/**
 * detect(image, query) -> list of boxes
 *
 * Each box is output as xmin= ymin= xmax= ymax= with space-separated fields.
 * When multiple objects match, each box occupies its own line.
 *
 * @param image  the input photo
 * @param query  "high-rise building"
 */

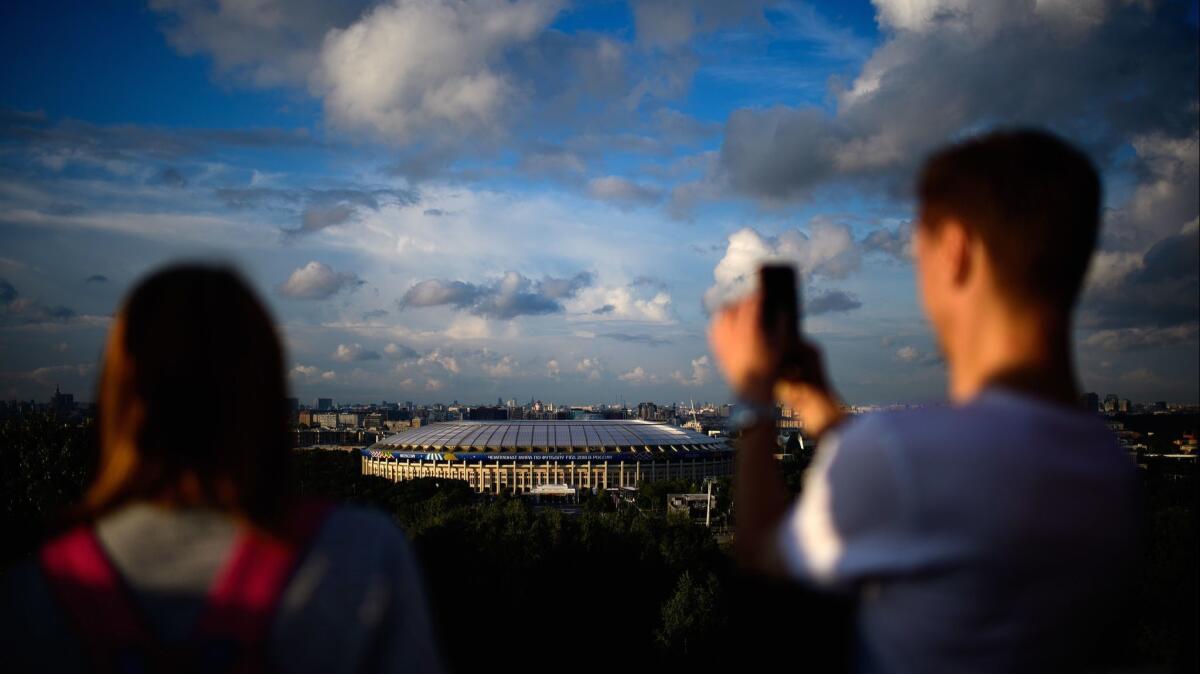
xmin=1080 ymin=392 xmax=1100 ymax=412
xmin=1118 ymin=398 xmax=1131 ymax=413
xmin=50 ymin=386 xmax=74 ymax=414
xmin=316 ymin=397 xmax=333 ymax=411
xmin=637 ymin=401 xmax=659 ymax=421
xmin=1103 ymin=393 xmax=1120 ymax=414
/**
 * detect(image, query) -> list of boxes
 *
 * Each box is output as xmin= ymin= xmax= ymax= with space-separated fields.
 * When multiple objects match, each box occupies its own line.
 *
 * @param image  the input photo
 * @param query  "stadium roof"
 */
xmin=374 ymin=420 xmax=725 ymax=452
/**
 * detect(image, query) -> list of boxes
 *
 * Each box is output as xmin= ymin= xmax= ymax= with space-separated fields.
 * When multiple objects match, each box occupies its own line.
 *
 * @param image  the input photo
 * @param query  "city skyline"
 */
xmin=1 ymin=1 xmax=1197 ymax=406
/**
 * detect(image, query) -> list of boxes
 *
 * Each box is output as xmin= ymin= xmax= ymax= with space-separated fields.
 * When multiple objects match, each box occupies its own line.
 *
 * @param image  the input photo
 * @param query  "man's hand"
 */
xmin=708 ymin=290 xmax=843 ymax=438
xmin=707 ymin=291 xmax=778 ymax=404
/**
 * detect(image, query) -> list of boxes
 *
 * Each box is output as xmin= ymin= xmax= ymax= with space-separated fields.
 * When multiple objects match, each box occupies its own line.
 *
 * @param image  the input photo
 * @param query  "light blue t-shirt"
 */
xmin=777 ymin=387 xmax=1140 ymax=674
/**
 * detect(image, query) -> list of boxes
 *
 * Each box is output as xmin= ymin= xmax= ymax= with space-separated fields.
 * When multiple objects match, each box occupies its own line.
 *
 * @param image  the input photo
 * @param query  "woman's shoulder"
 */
xmin=312 ymin=504 xmax=417 ymax=565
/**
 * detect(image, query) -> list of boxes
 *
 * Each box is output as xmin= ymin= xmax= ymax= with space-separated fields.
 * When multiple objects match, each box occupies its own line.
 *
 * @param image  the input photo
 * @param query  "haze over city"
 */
xmin=1 ymin=0 xmax=1197 ymax=406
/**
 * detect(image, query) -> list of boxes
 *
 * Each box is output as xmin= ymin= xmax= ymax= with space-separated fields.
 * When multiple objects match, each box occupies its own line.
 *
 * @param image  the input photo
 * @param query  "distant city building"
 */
xmin=637 ymin=402 xmax=658 ymax=421
xmin=316 ymin=397 xmax=334 ymax=412
xmin=50 ymin=386 xmax=74 ymax=414
xmin=313 ymin=412 xmax=339 ymax=428
xmin=466 ymin=406 xmax=509 ymax=421
xmin=1103 ymin=393 xmax=1120 ymax=414
xmin=1081 ymin=392 xmax=1100 ymax=412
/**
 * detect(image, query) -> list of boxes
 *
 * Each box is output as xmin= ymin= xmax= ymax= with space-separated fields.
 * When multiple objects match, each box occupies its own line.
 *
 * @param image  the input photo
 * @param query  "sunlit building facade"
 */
xmin=360 ymin=420 xmax=733 ymax=494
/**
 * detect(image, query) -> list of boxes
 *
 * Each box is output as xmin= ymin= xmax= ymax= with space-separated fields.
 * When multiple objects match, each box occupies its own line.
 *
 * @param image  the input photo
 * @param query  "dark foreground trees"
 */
xmin=2 ymin=413 xmax=1195 ymax=673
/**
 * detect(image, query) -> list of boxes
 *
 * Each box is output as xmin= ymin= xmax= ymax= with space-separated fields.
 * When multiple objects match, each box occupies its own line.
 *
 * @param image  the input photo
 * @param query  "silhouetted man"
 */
xmin=709 ymin=130 xmax=1139 ymax=673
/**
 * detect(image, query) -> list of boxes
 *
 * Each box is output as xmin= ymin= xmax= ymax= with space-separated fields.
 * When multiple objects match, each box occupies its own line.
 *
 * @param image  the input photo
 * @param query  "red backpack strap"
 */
xmin=39 ymin=525 xmax=155 ymax=672
xmin=192 ymin=500 xmax=334 ymax=665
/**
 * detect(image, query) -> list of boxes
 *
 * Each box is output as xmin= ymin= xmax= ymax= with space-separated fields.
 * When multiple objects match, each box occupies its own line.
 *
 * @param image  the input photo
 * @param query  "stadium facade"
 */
xmin=361 ymin=420 xmax=733 ymax=494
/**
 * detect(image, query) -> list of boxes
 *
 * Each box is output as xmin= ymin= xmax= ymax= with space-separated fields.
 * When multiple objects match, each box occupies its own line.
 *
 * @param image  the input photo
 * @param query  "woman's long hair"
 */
xmin=81 ymin=264 xmax=294 ymax=529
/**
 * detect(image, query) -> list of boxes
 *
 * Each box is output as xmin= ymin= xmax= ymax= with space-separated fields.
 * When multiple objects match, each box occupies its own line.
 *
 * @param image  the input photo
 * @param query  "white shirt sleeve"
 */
xmin=775 ymin=416 xmax=914 ymax=589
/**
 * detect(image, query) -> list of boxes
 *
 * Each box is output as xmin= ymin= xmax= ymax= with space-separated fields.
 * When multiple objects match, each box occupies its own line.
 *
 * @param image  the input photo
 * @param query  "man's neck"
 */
xmin=947 ymin=303 xmax=1079 ymax=407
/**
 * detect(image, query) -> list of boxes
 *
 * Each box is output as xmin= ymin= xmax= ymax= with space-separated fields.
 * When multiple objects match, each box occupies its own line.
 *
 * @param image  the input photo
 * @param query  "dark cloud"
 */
xmin=1081 ymin=324 xmax=1198 ymax=353
xmin=0 ymin=277 xmax=76 ymax=324
xmin=297 ymin=203 xmax=357 ymax=234
xmin=216 ymin=186 xmax=419 ymax=237
xmin=1082 ymin=229 xmax=1200 ymax=330
xmin=0 ymin=107 xmax=47 ymax=127
xmin=0 ymin=278 xmax=16 ymax=305
xmin=807 ymin=289 xmax=863 ymax=316
xmin=423 ymin=208 xmax=448 ymax=217
xmin=718 ymin=2 xmax=1198 ymax=201
xmin=632 ymin=275 xmax=670 ymax=291
xmin=537 ymin=272 xmax=594 ymax=300
xmin=598 ymin=332 xmax=671 ymax=346
xmin=1 ymin=116 xmax=321 ymax=168
xmin=85 ymin=274 xmax=108 ymax=283
xmin=157 ymin=167 xmax=186 ymax=188
xmin=149 ymin=1 xmax=372 ymax=88
xmin=361 ymin=309 xmax=389 ymax=320
xmin=384 ymin=342 xmax=420 ymax=360
xmin=592 ymin=304 xmax=616 ymax=315
xmin=399 ymin=279 xmax=483 ymax=310
xmin=398 ymin=271 xmax=595 ymax=320
xmin=861 ymin=223 xmax=912 ymax=262
xmin=587 ymin=176 xmax=663 ymax=209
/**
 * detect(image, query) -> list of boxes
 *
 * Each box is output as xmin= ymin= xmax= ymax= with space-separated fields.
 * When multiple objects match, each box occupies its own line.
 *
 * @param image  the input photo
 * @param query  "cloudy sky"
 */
xmin=1 ymin=0 xmax=1197 ymax=406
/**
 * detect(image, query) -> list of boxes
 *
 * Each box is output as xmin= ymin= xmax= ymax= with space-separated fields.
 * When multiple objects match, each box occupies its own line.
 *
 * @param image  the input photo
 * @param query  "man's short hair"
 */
xmin=916 ymin=129 xmax=1101 ymax=310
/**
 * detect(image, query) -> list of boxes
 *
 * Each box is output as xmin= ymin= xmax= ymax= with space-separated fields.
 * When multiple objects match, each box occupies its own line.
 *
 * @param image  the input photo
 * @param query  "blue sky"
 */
xmin=1 ymin=0 xmax=1197 ymax=406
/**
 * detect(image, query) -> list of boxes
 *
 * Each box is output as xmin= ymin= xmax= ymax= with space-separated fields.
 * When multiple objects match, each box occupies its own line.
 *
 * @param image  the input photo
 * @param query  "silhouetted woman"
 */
xmin=1 ymin=264 xmax=442 ymax=673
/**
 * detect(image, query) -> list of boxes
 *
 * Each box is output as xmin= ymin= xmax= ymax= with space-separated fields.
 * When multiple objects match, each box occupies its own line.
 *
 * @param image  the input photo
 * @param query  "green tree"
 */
xmin=655 ymin=570 xmax=725 ymax=660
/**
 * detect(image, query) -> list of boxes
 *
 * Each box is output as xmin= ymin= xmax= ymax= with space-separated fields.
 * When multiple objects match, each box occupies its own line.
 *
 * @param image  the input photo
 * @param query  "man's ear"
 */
xmin=940 ymin=219 xmax=972 ymax=288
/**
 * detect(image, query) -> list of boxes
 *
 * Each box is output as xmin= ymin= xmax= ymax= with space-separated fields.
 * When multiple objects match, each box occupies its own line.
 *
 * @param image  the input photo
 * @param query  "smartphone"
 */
xmin=759 ymin=264 xmax=803 ymax=381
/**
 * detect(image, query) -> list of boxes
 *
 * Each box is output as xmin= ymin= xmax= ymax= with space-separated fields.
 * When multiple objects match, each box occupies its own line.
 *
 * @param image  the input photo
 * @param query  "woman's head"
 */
xmin=84 ymin=264 xmax=293 ymax=525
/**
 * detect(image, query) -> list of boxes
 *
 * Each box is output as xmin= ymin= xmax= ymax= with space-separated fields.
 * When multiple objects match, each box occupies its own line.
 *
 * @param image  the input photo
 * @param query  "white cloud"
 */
xmin=332 ymin=342 xmax=380 ymax=362
xmin=314 ymin=0 xmax=561 ymax=143
xmin=704 ymin=219 xmax=859 ymax=310
xmin=618 ymin=365 xmax=654 ymax=383
xmin=418 ymin=349 xmax=460 ymax=374
xmin=894 ymin=345 xmax=941 ymax=365
xmin=279 ymin=261 xmax=363 ymax=300
xmin=444 ymin=315 xmax=493 ymax=340
xmin=425 ymin=377 xmax=444 ymax=391
xmin=292 ymin=364 xmax=320 ymax=378
xmin=546 ymin=358 xmax=561 ymax=378
xmin=481 ymin=354 xmax=518 ymax=378
xmin=671 ymin=355 xmax=710 ymax=387
xmin=567 ymin=285 xmax=674 ymax=323
xmin=575 ymin=357 xmax=604 ymax=381
xmin=1081 ymin=324 xmax=1199 ymax=352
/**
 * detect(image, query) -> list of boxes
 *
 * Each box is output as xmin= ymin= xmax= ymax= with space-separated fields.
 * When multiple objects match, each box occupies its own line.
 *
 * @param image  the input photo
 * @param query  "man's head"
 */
xmin=913 ymin=129 xmax=1101 ymax=342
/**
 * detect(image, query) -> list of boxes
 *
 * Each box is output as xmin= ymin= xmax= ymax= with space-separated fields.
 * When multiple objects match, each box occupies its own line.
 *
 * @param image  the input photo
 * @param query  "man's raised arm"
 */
xmin=707 ymin=291 xmax=843 ymax=575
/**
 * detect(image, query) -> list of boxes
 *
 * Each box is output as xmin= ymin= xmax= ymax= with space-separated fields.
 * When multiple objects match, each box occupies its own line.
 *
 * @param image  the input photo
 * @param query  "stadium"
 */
xmin=361 ymin=420 xmax=733 ymax=495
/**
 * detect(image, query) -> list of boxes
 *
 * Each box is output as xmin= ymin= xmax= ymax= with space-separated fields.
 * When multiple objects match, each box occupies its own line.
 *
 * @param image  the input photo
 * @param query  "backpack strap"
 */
xmin=191 ymin=500 xmax=334 ymax=670
xmin=39 ymin=501 xmax=334 ymax=674
xmin=39 ymin=525 xmax=156 ymax=673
